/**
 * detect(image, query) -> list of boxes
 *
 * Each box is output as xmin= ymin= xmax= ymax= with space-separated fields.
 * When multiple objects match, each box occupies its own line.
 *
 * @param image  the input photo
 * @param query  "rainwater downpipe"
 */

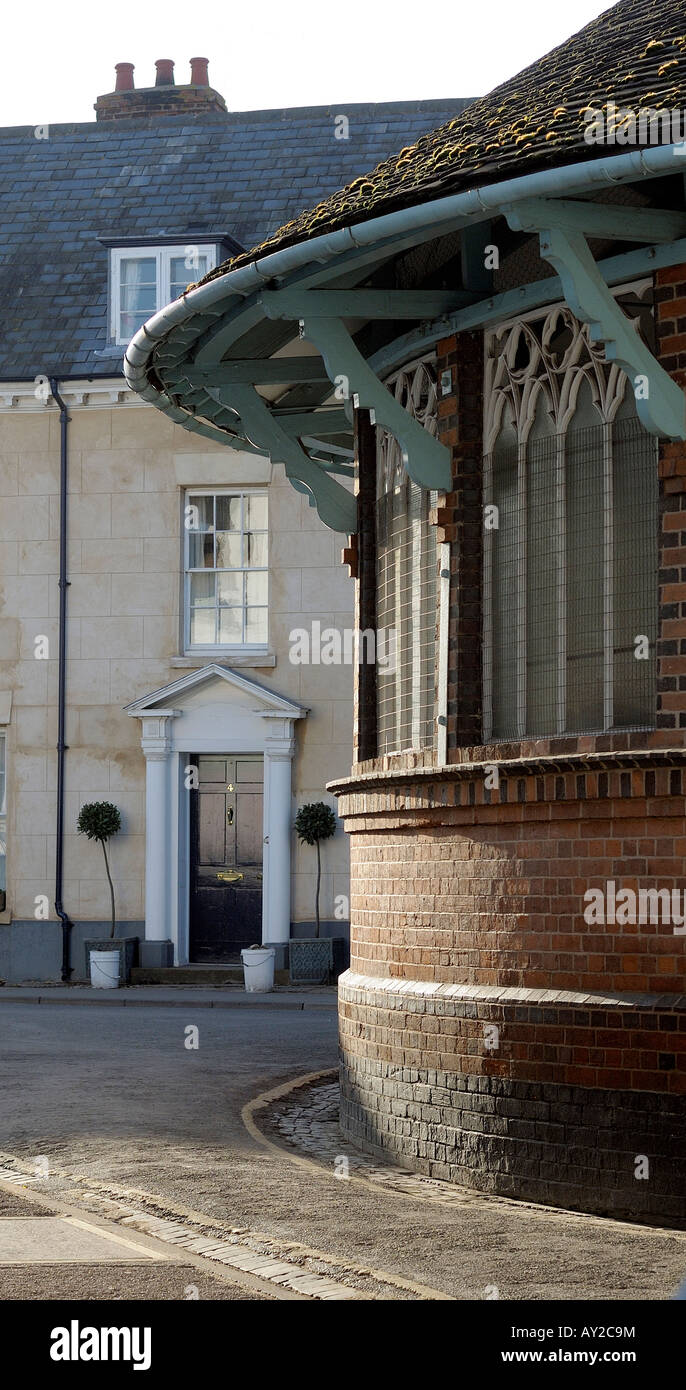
xmin=49 ymin=378 xmax=74 ymax=981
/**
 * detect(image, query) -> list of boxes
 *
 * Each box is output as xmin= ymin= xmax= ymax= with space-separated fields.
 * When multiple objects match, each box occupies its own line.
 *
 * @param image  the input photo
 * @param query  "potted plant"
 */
xmin=290 ymin=801 xmax=337 ymax=984
xmin=78 ymin=801 xmax=135 ymax=987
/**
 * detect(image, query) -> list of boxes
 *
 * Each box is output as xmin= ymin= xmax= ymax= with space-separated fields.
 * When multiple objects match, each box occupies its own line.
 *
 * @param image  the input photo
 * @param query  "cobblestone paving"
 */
xmin=267 ymin=1076 xmax=516 ymax=1205
xmin=267 ymin=1074 xmax=686 ymax=1217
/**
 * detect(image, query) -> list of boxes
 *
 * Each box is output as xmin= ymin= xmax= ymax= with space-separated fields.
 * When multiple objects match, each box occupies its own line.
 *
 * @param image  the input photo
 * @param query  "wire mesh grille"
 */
xmin=484 ymin=416 xmax=657 ymax=740
xmin=376 ymin=478 xmax=437 ymax=755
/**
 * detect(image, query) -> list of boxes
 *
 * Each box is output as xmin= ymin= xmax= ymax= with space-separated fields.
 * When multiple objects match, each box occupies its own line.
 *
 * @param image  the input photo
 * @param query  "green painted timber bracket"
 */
xmin=299 ymin=314 xmax=453 ymax=491
xmin=503 ymin=197 xmax=686 ymax=244
xmin=213 ymin=384 xmax=357 ymax=534
xmin=504 ymin=202 xmax=686 ymax=439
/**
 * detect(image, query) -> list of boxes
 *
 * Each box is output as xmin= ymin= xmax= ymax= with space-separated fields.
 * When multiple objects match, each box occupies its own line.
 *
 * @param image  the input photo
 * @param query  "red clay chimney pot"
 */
xmin=114 ymin=62 xmax=135 ymax=92
xmin=155 ymin=59 xmax=175 ymax=86
xmin=190 ymin=57 xmax=210 ymax=87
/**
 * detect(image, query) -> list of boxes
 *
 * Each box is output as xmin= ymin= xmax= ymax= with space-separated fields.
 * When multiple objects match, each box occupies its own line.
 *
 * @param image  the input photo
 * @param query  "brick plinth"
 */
xmin=332 ymin=755 xmax=686 ymax=1224
xmin=340 ymin=975 xmax=686 ymax=1226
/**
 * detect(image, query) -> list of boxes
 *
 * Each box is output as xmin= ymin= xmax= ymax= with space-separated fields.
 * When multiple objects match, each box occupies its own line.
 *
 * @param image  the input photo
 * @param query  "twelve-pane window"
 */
xmin=185 ymin=492 xmax=268 ymax=649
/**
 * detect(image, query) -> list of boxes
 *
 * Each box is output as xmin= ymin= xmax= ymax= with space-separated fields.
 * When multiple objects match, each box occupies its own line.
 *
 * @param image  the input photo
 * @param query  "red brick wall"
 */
xmin=339 ymin=987 xmax=686 ymax=1098
xmin=340 ymin=760 xmax=685 ymax=999
xmin=434 ymin=330 xmax=484 ymax=752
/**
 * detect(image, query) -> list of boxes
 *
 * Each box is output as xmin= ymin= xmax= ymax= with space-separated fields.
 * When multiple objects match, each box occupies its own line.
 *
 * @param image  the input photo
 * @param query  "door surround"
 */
xmin=125 ymin=665 xmax=307 ymax=966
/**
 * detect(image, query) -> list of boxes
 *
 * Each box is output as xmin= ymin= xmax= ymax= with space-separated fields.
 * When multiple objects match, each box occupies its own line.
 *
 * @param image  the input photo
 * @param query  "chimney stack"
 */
xmin=95 ymin=58 xmax=227 ymax=120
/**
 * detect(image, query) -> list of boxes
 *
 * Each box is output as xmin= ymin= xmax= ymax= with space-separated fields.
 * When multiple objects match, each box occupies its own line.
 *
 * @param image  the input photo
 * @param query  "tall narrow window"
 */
xmin=184 ymin=491 xmax=268 ymax=651
xmin=0 ymin=732 xmax=6 ymax=910
xmin=376 ymin=359 xmax=438 ymax=754
xmin=483 ymin=292 xmax=658 ymax=740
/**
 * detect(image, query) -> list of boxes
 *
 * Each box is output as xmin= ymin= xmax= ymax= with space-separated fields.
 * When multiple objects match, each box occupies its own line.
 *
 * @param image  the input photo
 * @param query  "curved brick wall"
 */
xmin=333 ymin=752 xmax=686 ymax=1227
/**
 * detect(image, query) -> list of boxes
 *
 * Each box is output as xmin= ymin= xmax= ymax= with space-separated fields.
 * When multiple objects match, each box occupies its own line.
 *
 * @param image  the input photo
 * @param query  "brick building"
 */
xmin=127 ymin=0 xmax=685 ymax=1225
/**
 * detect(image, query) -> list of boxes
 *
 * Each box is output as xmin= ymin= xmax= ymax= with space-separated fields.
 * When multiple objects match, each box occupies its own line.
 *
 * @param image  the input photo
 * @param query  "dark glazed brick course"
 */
xmin=339 ymin=1047 xmax=686 ymax=1227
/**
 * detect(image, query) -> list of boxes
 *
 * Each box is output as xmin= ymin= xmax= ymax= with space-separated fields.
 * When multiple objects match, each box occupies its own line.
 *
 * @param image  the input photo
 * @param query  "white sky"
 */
xmin=3 ymin=0 xmax=614 ymax=126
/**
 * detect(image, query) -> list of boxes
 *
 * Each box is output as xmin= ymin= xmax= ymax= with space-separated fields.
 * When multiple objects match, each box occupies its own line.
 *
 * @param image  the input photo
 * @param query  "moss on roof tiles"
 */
xmin=206 ymin=0 xmax=686 ymax=280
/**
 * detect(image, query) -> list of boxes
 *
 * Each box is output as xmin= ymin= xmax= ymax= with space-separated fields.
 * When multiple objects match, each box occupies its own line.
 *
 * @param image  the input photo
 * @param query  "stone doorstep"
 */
xmin=129 ymin=966 xmax=289 ymax=986
xmin=129 ymin=966 xmax=245 ymax=986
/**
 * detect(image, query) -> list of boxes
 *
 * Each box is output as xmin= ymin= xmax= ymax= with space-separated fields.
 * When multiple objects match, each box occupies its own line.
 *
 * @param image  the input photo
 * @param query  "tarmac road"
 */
xmin=1 ymin=992 xmax=685 ymax=1301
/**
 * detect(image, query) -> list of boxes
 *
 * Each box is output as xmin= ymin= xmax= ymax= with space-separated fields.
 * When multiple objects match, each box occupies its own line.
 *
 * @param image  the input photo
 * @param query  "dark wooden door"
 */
xmin=189 ymin=755 xmax=263 ymax=961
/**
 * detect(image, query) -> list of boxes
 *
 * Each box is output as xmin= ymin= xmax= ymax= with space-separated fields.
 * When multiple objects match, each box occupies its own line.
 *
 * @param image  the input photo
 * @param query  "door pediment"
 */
xmin=125 ymin=664 xmax=307 ymax=753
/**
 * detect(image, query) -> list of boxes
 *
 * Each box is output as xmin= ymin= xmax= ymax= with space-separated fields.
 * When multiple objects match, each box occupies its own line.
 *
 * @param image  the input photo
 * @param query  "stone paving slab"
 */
xmin=0 ymin=1217 xmax=166 ymax=1264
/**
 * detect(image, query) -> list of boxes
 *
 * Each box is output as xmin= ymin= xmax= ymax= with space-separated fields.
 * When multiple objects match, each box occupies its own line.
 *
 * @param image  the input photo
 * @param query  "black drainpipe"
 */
xmin=50 ymin=379 xmax=74 ymax=981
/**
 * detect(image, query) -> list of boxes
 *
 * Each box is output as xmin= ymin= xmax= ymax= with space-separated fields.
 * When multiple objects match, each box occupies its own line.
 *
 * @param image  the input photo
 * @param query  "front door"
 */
xmin=189 ymin=755 xmax=263 ymax=961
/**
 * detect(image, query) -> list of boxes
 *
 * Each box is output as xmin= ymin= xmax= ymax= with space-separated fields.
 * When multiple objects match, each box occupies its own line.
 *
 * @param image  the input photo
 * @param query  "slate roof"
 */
xmin=217 ymin=0 xmax=686 ymax=273
xmin=0 ymin=98 xmax=473 ymax=379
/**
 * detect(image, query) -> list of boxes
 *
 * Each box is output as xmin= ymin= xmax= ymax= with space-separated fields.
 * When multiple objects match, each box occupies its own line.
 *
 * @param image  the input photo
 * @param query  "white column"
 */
xmin=262 ymin=744 xmax=294 ymax=945
xmin=141 ymin=716 xmax=172 ymax=944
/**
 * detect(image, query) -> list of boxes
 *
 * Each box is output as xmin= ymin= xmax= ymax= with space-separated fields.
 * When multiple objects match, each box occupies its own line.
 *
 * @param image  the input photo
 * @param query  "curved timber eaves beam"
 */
xmin=214 ymin=385 xmax=357 ymax=534
xmin=299 ymin=315 xmax=452 ymax=491
xmin=504 ymin=206 xmax=686 ymax=439
xmin=369 ymin=237 xmax=686 ymax=382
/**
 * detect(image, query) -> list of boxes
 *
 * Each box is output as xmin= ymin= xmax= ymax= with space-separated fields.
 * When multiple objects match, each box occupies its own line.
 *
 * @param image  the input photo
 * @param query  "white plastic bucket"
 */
xmin=89 ymin=949 xmax=121 ymax=989
xmin=241 ymin=947 xmax=275 ymax=993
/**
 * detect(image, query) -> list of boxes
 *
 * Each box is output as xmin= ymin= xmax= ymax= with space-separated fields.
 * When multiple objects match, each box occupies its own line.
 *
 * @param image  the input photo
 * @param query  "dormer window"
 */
xmin=110 ymin=243 xmax=218 ymax=344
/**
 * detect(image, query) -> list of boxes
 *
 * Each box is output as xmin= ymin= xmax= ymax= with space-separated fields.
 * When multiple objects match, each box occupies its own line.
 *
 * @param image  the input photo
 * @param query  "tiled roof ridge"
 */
xmin=0 ymin=96 xmax=472 ymax=141
xmin=214 ymin=0 xmax=686 ymax=275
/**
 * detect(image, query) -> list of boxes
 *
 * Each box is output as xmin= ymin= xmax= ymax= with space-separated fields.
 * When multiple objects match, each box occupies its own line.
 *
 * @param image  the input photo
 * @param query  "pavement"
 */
xmin=0 ymin=984 xmax=333 ymax=1008
xmin=1 ymin=986 xmax=685 ymax=1301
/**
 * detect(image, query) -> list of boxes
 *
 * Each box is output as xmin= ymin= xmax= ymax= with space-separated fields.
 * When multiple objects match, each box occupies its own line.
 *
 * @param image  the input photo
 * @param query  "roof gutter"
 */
xmin=125 ymin=140 xmax=686 ymax=420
